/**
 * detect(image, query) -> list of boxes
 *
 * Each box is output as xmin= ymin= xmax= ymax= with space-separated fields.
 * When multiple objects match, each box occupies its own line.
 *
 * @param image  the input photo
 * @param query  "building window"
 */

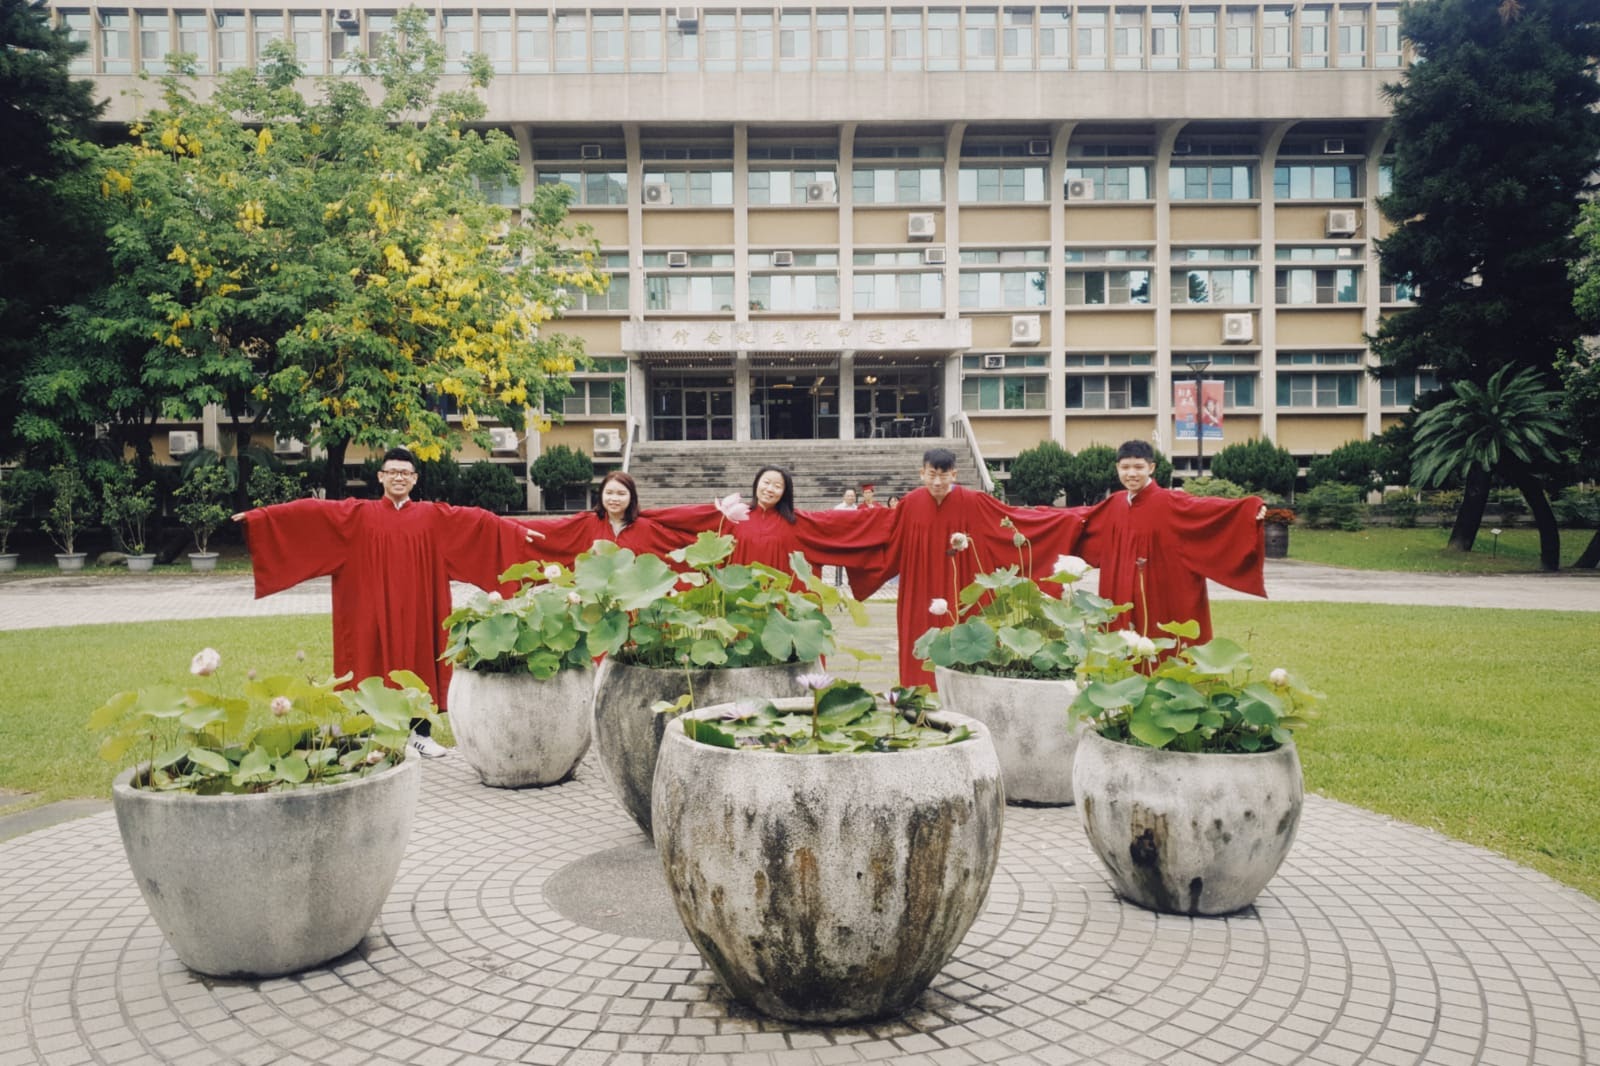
xmin=1277 ymin=372 xmax=1359 ymax=408
xmin=964 ymin=375 xmax=1049 ymax=411
xmin=815 ymin=10 xmax=847 ymax=71
xmin=1381 ymin=372 xmax=1438 ymax=407
xmin=644 ymin=253 xmax=735 ymax=313
xmin=516 ymin=12 xmax=548 ymax=70
xmin=891 ymin=10 xmax=923 ymax=69
xmin=176 ymin=12 xmax=209 ymax=71
xmin=958 ymin=165 xmax=1048 ymax=203
xmin=641 ymin=169 xmax=734 ymax=206
xmin=748 ymin=169 xmax=838 ymax=206
xmin=1218 ymin=373 xmax=1257 ymax=407
xmin=958 ymin=250 xmax=1049 ymax=308
xmin=1222 ymin=7 xmax=1254 ymax=68
xmin=1064 ymin=269 xmax=1151 ymax=305
xmin=779 ymin=11 xmax=810 ymax=70
xmin=1039 ymin=7 xmax=1070 ymax=68
xmin=733 ymin=11 xmax=770 ymax=70
xmin=1150 ymin=8 xmax=1180 ymax=69
xmin=552 ymin=11 xmax=587 ymax=72
xmin=852 ymin=166 xmax=943 ymax=204
xmin=1068 ymin=374 xmax=1153 ymax=410
xmin=1065 ymin=164 xmax=1151 ymax=200
xmin=1187 ymin=8 xmax=1218 ymax=68
xmin=1170 ymin=164 xmax=1256 ymax=200
xmin=1375 ymin=4 xmax=1401 ymax=67
xmin=537 ymin=170 xmax=628 ymax=206
xmin=291 ymin=12 xmax=323 ymax=75
xmin=750 ymin=253 xmax=840 ymax=312
xmin=928 ymin=9 xmax=960 ymax=70
xmin=1272 ymin=163 xmax=1356 ymax=199
xmin=563 ymin=358 xmax=628 ymax=417
xmin=625 ymin=12 xmax=660 ymax=71
xmin=1276 ymin=267 xmax=1360 ymax=304
xmin=100 ymin=10 xmax=132 ymax=74
xmin=1298 ymin=5 xmax=1329 ymax=68
xmin=476 ymin=13 xmax=510 ymax=72
xmin=966 ymin=8 xmax=997 ymax=70
xmin=1114 ymin=8 xmax=1144 ymax=69
xmin=1338 ymin=6 xmax=1367 ymax=67
xmin=1380 ymin=273 xmax=1418 ymax=303
xmin=1002 ymin=8 xmax=1035 ymax=69
xmin=1262 ymin=5 xmax=1291 ymax=67
xmin=1171 ymin=268 xmax=1255 ymax=304
xmin=694 ymin=11 xmax=731 ymax=71
xmin=849 ymin=9 xmax=884 ymax=70
xmin=1076 ymin=8 xmax=1107 ymax=68
xmin=138 ymin=12 xmax=168 ymax=73
xmin=441 ymin=11 xmax=473 ymax=73
xmin=853 ymin=251 xmax=944 ymax=311
xmin=568 ymin=254 xmax=629 ymax=312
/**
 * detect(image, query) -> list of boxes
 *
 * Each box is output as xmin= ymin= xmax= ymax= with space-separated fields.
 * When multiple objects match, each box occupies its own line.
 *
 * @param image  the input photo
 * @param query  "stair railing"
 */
xmin=620 ymin=415 xmax=640 ymax=472
xmin=951 ymin=413 xmax=995 ymax=495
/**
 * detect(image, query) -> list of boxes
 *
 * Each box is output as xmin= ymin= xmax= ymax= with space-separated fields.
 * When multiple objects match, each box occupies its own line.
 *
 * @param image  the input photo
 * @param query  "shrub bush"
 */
xmin=1210 ymin=438 xmax=1297 ymax=496
xmin=1426 ymin=489 xmax=1464 ymax=521
xmin=1298 ymin=482 xmax=1364 ymax=531
xmin=1308 ymin=439 xmax=1386 ymax=490
xmin=416 ymin=454 xmax=465 ymax=505
xmin=1005 ymin=441 xmax=1072 ymax=505
xmin=1061 ymin=445 xmax=1119 ymax=505
xmin=1181 ymin=476 xmax=1249 ymax=498
xmin=1380 ymin=490 xmax=1422 ymax=528
xmin=461 ymin=461 xmax=524 ymax=513
xmin=529 ymin=445 xmax=593 ymax=510
xmin=1553 ymin=486 xmax=1600 ymax=528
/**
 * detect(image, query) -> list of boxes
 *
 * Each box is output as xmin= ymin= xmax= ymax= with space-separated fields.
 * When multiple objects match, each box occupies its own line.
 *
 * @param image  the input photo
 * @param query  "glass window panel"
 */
xmin=1338 ymin=6 xmax=1366 ymax=67
xmin=479 ymin=13 xmax=510 ymax=72
xmin=1039 ymin=7 xmax=1070 ymax=69
xmin=176 ymin=12 xmax=210 ymax=71
xmin=1187 ymin=8 xmax=1217 ymax=68
xmin=554 ymin=11 xmax=586 ymax=72
xmin=1262 ymin=6 xmax=1290 ymax=67
xmin=1299 ymin=5 xmax=1329 ymax=67
xmin=853 ymin=9 xmax=885 ymax=70
xmin=517 ymin=12 xmax=549 ymax=71
xmin=742 ymin=11 xmax=773 ymax=70
xmin=816 ymin=11 xmax=847 ymax=70
xmin=1114 ymin=8 xmax=1143 ymax=68
xmin=702 ymin=12 xmax=735 ymax=71
xmin=251 ymin=12 xmax=281 ymax=69
xmin=591 ymin=12 xmax=624 ymax=71
xmin=780 ymin=11 xmax=810 ymax=70
xmin=928 ymin=10 xmax=960 ymax=70
xmin=1375 ymin=4 xmax=1401 ymax=66
xmin=1225 ymin=6 xmax=1254 ymax=68
xmin=966 ymin=8 xmax=997 ymax=71
xmin=139 ymin=12 xmax=168 ymax=72
xmin=891 ymin=10 xmax=923 ymax=69
xmin=1149 ymin=8 xmax=1179 ymax=68
xmin=99 ymin=10 xmax=131 ymax=74
xmin=1002 ymin=7 xmax=1034 ymax=69
xmin=1076 ymin=8 xmax=1107 ymax=68
xmin=442 ymin=11 xmax=473 ymax=73
xmin=668 ymin=13 xmax=699 ymax=70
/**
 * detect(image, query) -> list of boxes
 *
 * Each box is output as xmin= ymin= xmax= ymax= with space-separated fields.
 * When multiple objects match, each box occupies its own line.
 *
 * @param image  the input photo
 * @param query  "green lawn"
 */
xmin=2 ymin=602 xmax=1597 ymax=900
xmin=1287 ymin=525 xmax=1596 ymax=572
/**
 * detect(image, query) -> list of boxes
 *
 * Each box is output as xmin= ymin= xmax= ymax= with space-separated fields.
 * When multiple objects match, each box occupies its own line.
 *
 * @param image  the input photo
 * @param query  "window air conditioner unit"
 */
xmin=1010 ymin=315 xmax=1042 ymax=346
xmin=1172 ymin=140 xmax=1193 ymax=155
xmin=643 ymin=182 xmax=672 ymax=205
xmin=273 ymin=434 xmax=306 ymax=456
xmin=1322 ymin=138 xmax=1346 ymax=155
xmin=981 ymin=353 xmax=1006 ymax=370
xmin=1066 ymin=178 xmax=1096 ymax=201
xmin=1222 ymin=313 xmax=1254 ymax=344
xmin=674 ymin=7 xmax=699 ymax=30
xmin=1026 ymin=138 xmax=1051 ymax=157
xmin=922 ymin=246 xmax=946 ymax=265
xmin=771 ymin=249 xmax=795 ymax=267
xmin=580 ymin=143 xmax=603 ymax=160
xmin=592 ymin=428 xmax=623 ymax=455
xmin=1326 ymin=209 xmax=1359 ymax=237
xmin=488 ymin=427 xmax=519 ymax=454
xmin=168 ymin=430 xmax=199 ymax=457
xmin=907 ymin=213 xmax=936 ymax=241
xmin=804 ymin=180 xmax=836 ymax=203
xmin=334 ymin=9 xmax=358 ymax=28
xmin=666 ymin=250 xmax=690 ymax=268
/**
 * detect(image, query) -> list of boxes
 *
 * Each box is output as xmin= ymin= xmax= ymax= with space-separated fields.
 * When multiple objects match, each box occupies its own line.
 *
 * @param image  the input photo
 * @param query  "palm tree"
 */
xmin=1410 ymin=365 xmax=1567 ymax=569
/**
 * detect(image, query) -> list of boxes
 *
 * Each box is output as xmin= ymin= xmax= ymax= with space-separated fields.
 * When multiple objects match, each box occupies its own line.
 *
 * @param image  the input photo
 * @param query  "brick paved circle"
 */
xmin=2 ymin=752 xmax=1598 ymax=1066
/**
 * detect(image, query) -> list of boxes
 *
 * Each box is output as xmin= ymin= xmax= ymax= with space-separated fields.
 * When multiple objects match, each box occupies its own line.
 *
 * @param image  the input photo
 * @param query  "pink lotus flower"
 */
xmin=189 ymin=648 xmax=221 ymax=677
xmin=714 ymin=492 xmax=751 ymax=524
xmin=796 ymin=672 xmax=834 ymax=692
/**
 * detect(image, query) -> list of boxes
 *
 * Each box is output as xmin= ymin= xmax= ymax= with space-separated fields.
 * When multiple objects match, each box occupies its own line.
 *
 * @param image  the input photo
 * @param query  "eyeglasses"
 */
xmin=379 ymin=469 xmax=417 ymax=479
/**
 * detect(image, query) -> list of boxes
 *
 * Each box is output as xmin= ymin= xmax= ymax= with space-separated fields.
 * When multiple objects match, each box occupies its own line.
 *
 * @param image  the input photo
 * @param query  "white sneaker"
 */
xmin=407 ymin=732 xmax=450 ymax=759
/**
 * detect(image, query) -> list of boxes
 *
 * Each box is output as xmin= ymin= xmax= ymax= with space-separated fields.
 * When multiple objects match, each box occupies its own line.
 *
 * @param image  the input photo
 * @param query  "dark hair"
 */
xmin=1116 ymin=440 xmax=1155 ymax=462
xmin=922 ymin=447 xmax=957 ymax=471
xmin=381 ymin=446 xmax=419 ymax=472
xmin=591 ymin=470 xmax=640 ymax=526
xmin=752 ymin=465 xmax=797 ymax=524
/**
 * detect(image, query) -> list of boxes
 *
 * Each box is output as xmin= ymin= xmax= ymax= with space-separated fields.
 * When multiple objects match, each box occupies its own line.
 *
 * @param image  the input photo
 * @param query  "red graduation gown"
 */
xmin=515 ymin=511 xmax=698 ymax=568
xmin=1075 ymin=484 xmax=1266 ymax=644
xmin=240 ymin=497 xmax=529 ymax=710
xmin=848 ymin=485 xmax=1090 ymax=689
xmin=652 ymin=503 xmax=892 ymax=581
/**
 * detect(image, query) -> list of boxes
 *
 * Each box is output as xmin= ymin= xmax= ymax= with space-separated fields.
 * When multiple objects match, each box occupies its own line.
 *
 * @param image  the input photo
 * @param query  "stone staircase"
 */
xmin=627 ymin=437 xmax=978 ymax=510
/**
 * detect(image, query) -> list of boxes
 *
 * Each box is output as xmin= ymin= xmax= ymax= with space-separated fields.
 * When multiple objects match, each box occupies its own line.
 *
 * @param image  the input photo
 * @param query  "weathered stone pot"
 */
xmin=54 ymin=552 xmax=87 ymax=572
xmin=0 ymin=553 xmax=17 ymax=573
xmin=112 ymin=757 xmax=419 ymax=978
xmin=1264 ymin=522 xmax=1289 ymax=559
xmin=1073 ymin=728 xmax=1302 ymax=916
xmin=934 ymin=666 xmax=1079 ymax=805
xmin=654 ymin=699 xmax=1005 ymax=1024
xmin=447 ymin=666 xmax=592 ymax=788
xmin=591 ymin=658 xmax=816 ymax=837
xmin=126 ymin=553 xmax=157 ymax=573
xmin=187 ymin=551 xmax=219 ymax=572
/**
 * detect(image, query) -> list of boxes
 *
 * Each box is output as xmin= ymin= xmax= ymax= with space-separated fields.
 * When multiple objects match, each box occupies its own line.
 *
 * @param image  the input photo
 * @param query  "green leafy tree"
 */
xmin=1210 ymin=438 xmax=1297 ymax=497
xmin=1411 ymin=364 xmax=1566 ymax=567
xmin=529 ymin=445 xmax=594 ymax=510
xmin=1005 ymin=441 xmax=1072 ymax=505
xmin=0 ymin=0 xmax=108 ymax=457
xmin=43 ymin=9 xmax=604 ymax=501
xmin=1307 ymin=439 xmax=1387 ymax=491
xmin=173 ymin=462 xmax=234 ymax=554
xmin=1372 ymin=0 xmax=1600 ymax=393
xmin=1061 ymin=445 xmax=1118 ymax=505
xmin=1563 ymin=202 xmax=1600 ymax=567
xmin=461 ymin=461 xmax=524 ymax=514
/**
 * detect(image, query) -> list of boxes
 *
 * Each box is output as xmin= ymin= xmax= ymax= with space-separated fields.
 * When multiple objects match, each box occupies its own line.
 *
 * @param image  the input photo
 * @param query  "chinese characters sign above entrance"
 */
xmin=622 ymin=319 xmax=971 ymax=355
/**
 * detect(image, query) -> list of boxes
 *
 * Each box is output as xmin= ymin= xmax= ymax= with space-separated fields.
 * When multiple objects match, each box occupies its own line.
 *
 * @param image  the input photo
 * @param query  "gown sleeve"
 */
xmin=515 ymin=512 xmax=606 ymax=569
xmin=432 ymin=504 xmax=538 ymax=594
xmin=641 ymin=502 xmax=726 ymax=540
xmin=238 ymin=497 xmax=362 ymax=599
xmin=965 ymin=495 xmax=1092 ymax=588
xmin=1074 ymin=495 xmax=1120 ymax=571
xmin=1163 ymin=493 xmax=1268 ymax=597
xmin=787 ymin=508 xmax=896 ymax=574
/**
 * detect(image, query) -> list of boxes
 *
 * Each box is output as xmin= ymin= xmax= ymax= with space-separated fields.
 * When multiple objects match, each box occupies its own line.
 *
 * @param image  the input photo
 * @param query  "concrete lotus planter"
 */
xmin=112 ymin=757 xmax=419 ymax=978
xmin=934 ymin=666 xmax=1079 ymax=806
xmin=187 ymin=551 xmax=219 ymax=572
xmin=0 ymin=553 xmax=17 ymax=573
xmin=1073 ymin=728 xmax=1302 ymax=916
xmin=126 ymin=553 xmax=157 ymax=573
xmin=54 ymin=552 xmax=87 ymax=572
xmin=591 ymin=658 xmax=816 ymax=837
xmin=447 ymin=666 xmax=592 ymax=788
xmin=654 ymin=699 xmax=1005 ymax=1024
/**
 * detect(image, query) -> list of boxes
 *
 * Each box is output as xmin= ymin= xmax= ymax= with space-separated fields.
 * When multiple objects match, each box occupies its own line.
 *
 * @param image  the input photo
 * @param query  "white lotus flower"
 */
xmin=487 ymin=591 xmax=503 ymax=602
xmin=544 ymin=564 xmax=561 ymax=581
xmin=567 ymin=590 xmax=581 ymax=605
xmin=1053 ymin=555 xmax=1093 ymax=581
xmin=1269 ymin=668 xmax=1289 ymax=687
xmin=1134 ymin=637 xmax=1157 ymax=659
xmin=270 ymin=696 xmax=292 ymax=718
xmin=189 ymin=647 xmax=221 ymax=677
xmin=948 ymin=532 xmax=971 ymax=552
xmin=930 ymin=598 xmax=950 ymax=616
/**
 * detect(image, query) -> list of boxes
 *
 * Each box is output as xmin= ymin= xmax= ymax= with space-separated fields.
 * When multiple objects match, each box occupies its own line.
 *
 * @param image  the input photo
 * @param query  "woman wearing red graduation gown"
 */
xmin=516 ymin=471 xmax=694 ymax=567
xmin=654 ymin=466 xmax=892 ymax=582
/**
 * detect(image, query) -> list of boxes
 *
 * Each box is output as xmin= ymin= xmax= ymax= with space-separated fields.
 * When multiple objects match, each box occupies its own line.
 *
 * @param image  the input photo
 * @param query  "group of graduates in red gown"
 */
xmin=235 ymin=440 xmax=1267 ymax=743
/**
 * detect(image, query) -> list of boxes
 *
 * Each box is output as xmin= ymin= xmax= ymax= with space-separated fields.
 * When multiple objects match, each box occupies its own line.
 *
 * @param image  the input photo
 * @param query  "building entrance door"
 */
xmin=649 ymin=370 xmax=735 ymax=441
xmin=853 ymin=363 xmax=941 ymax=438
xmin=750 ymin=365 xmax=840 ymax=440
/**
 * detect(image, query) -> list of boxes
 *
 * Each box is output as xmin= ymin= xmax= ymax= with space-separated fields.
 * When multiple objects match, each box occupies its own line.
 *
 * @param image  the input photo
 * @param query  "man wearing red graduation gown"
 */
xmin=1075 ymin=439 xmax=1266 ymax=645
xmin=848 ymin=448 xmax=1090 ymax=689
xmin=234 ymin=447 xmax=531 ymax=755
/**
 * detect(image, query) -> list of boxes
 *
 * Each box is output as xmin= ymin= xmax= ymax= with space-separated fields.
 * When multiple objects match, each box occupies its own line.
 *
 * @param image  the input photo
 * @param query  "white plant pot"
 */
xmin=934 ymin=666 xmax=1079 ymax=805
xmin=590 ymin=659 xmax=817 ymax=838
xmin=54 ymin=552 xmax=87 ymax=572
xmin=0 ymin=553 xmax=17 ymax=573
xmin=447 ymin=666 xmax=593 ymax=788
xmin=1073 ymin=728 xmax=1303 ymax=916
xmin=112 ymin=757 xmax=420 ymax=978
xmin=654 ymin=699 xmax=1005 ymax=1024
xmin=187 ymin=551 xmax=219 ymax=572
xmin=126 ymin=553 xmax=157 ymax=573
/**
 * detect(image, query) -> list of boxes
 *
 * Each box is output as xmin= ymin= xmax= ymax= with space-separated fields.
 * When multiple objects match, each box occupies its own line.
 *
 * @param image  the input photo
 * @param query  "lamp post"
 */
xmin=1185 ymin=356 xmax=1211 ymax=479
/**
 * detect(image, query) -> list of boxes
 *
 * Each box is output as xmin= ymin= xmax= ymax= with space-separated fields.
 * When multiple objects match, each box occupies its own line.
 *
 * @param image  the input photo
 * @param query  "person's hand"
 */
xmin=524 ymin=528 xmax=545 ymax=543
xmin=1257 ymin=505 xmax=1267 ymax=521
xmin=231 ymin=511 xmax=248 ymax=522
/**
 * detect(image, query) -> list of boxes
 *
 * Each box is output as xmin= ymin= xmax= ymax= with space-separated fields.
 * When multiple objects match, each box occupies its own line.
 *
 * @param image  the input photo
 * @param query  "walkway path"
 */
xmin=0 ymin=563 xmax=1597 ymax=1065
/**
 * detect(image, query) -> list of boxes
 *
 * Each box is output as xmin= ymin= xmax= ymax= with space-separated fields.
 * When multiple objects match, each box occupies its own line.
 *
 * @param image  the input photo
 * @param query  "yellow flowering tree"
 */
xmin=84 ymin=8 xmax=603 ymax=495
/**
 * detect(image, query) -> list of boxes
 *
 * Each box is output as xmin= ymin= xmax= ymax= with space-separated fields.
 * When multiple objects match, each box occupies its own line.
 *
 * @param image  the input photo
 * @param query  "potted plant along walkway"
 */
xmin=441 ymin=562 xmax=596 ymax=788
xmin=1071 ymin=623 xmax=1324 ymax=915
xmin=91 ymin=652 xmax=434 ymax=978
xmin=654 ymin=678 xmax=1004 ymax=1024
xmin=916 ymin=530 xmax=1125 ymax=805
xmin=580 ymin=532 xmax=862 ymax=837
